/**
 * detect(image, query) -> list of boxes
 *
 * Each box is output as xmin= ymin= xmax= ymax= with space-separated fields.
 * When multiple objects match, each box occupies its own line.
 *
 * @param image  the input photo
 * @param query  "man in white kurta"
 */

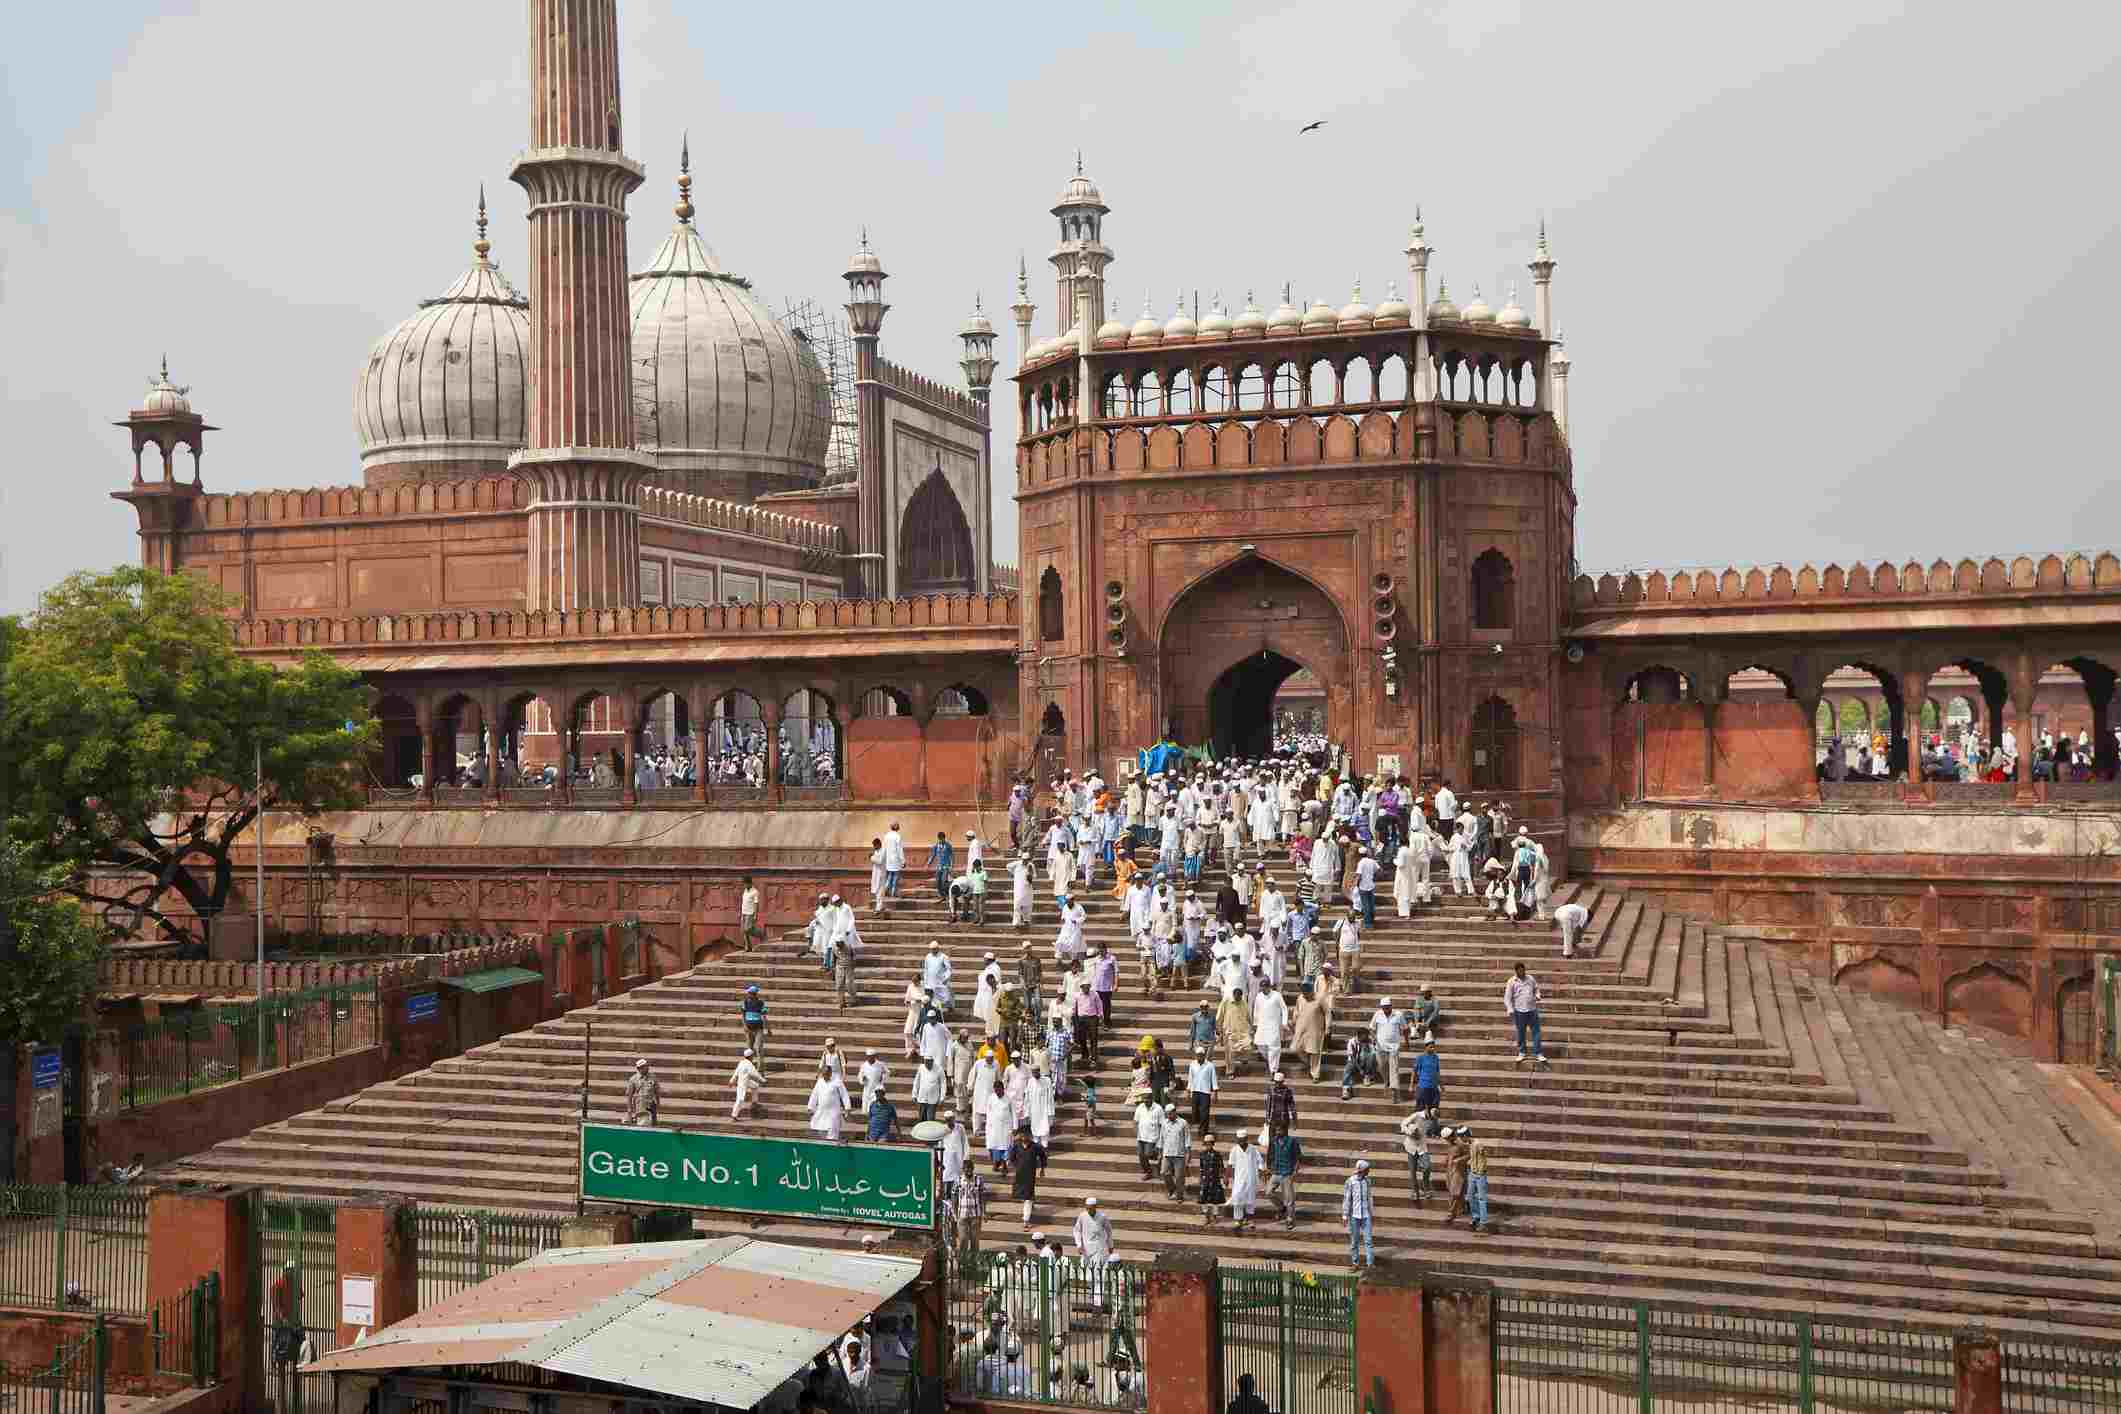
xmin=1028 ymin=1068 xmax=1055 ymax=1144
xmin=1054 ymin=898 xmax=1086 ymax=963
xmin=969 ymin=1051 xmax=998 ymax=1126
xmin=729 ymin=1049 xmax=765 ymax=1121
xmin=1071 ymin=1198 xmax=1116 ymax=1309
xmin=857 ymin=1052 xmax=890 ymax=1112
xmin=1011 ymin=855 xmax=1035 ymax=927
xmin=807 ymin=1066 xmax=851 ymax=1141
xmin=973 ymin=956 xmax=1002 ymax=1032
xmin=1251 ymin=987 xmax=1289 ymax=1077
xmin=881 ymin=825 xmax=906 ymax=897
xmin=921 ymin=945 xmax=954 ymax=1010
xmin=912 ymin=1056 xmax=947 ymax=1121
xmin=938 ymin=1112 xmax=970 ymax=1198
xmin=1227 ymin=1133 xmax=1262 ymax=1231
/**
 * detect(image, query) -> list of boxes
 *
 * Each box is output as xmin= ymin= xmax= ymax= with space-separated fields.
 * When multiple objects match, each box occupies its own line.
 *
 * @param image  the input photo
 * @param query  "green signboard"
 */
xmin=578 ymin=1124 xmax=937 ymax=1230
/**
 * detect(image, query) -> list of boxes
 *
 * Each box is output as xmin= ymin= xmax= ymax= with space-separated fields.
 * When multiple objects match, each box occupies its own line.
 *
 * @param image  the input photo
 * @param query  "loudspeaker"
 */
xmin=1105 ymin=580 xmax=1129 ymax=654
xmin=1372 ymin=572 xmax=1398 ymax=645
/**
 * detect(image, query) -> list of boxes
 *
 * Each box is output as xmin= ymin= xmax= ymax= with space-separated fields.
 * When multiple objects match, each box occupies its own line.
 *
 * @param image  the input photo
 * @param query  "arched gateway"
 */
xmin=1159 ymin=557 xmax=1348 ymax=756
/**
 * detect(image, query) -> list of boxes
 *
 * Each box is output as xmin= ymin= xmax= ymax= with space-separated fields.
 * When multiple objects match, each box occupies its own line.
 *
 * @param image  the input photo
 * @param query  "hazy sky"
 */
xmin=5 ymin=0 xmax=2118 ymax=614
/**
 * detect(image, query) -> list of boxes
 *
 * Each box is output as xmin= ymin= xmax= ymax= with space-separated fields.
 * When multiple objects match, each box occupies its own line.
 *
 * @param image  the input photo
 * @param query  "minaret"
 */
xmin=509 ymin=0 xmax=652 ymax=611
xmin=959 ymin=295 xmax=998 ymax=411
xmin=111 ymin=357 xmax=214 ymax=579
xmin=1551 ymin=330 xmax=1571 ymax=441
xmin=844 ymin=230 xmax=890 ymax=598
xmin=1009 ymin=254 xmax=1036 ymax=371
xmin=1049 ymin=153 xmax=1113 ymax=336
xmin=1528 ymin=218 xmax=1557 ymax=339
xmin=1404 ymin=209 xmax=1434 ymax=400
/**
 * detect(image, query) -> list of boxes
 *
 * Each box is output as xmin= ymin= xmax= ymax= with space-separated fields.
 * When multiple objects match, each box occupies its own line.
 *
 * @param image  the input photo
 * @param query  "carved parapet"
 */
xmin=1572 ymin=552 xmax=2121 ymax=611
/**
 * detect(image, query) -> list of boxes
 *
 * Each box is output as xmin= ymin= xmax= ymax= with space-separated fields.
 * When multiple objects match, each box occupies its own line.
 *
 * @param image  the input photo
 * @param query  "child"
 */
xmin=1079 ymin=1074 xmax=1102 ymax=1133
xmin=1195 ymin=1133 xmax=1226 ymax=1225
xmin=1482 ymin=857 xmax=1510 ymax=920
xmin=1151 ymin=928 xmax=1176 ymax=995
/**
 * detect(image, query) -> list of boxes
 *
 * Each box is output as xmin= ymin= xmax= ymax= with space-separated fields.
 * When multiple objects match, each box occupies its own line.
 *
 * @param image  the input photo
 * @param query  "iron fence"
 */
xmin=258 ymin=1194 xmax=339 ymax=1414
xmin=101 ymin=980 xmax=380 ymax=1111
xmin=411 ymin=1206 xmax=567 ymax=1309
xmin=0 ymin=1317 xmax=105 ymax=1414
xmin=2003 ymin=1336 xmax=2121 ymax=1413
xmin=0 ymin=1185 xmax=148 ymax=1315
xmin=945 ymin=1249 xmax=1147 ymax=1406
xmin=150 ymin=1271 xmax=222 ymax=1388
xmin=1220 ymin=1263 xmax=1358 ymax=1414
xmin=1494 ymin=1297 xmax=1961 ymax=1414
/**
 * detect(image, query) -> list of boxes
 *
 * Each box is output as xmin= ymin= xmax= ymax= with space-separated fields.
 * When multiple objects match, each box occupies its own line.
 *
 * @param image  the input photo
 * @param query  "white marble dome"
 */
xmin=1198 ymin=300 xmax=1233 ymax=339
xmin=630 ymin=215 xmax=832 ymax=489
xmin=1097 ymin=303 xmax=1130 ymax=346
xmin=1461 ymin=285 xmax=1494 ymax=323
xmin=1301 ymin=297 xmax=1337 ymax=332
xmin=1428 ymin=282 xmax=1460 ymax=322
xmin=1129 ymin=298 xmax=1164 ymax=345
xmin=1267 ymin=290 xmax=1303 ymax=334
xmin=1232 ymin=294 xmax=1268 ymax=338
xmin=1163 ymin=295 xmax=1197 ymax=342
xmin=1373 ymin=283 xmax=1410 ymax=327
xmin=1496 ymin=284 xmax=1531 ymax=328
xmin=138 ymin=358 xmax=195 ymax=416
xmin=354 ymin=215 xmax=530 ymax=485
xmin=1337 ymin=282 xmax=1374 ymax=330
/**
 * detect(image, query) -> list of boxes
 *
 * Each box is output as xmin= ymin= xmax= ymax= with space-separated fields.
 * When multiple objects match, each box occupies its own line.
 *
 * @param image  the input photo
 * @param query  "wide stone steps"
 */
xmin=163 ymin=863 xmax=2121 ymax=1333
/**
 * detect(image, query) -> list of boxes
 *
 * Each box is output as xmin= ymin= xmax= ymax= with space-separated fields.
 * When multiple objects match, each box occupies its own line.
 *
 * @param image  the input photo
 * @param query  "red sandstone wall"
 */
xmin=1711 ymin=701 xmax=1819 ymax=800
xmin=847 ymin=717 xmax=924 ymax=799
xmin=923 ymin=716 xmax=992 ymax=803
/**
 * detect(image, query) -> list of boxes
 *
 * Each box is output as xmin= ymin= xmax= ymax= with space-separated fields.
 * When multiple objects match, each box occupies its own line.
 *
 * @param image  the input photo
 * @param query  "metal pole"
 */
xmin=255 ymin=741 xmax=267 ymax=1068
xmin=577 ymin=1021 xmax=592 ymax=1217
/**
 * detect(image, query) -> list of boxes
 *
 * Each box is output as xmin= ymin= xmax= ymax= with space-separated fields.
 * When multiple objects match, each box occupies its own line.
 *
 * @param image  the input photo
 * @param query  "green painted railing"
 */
xmin=0 ymin=1186 xmax=148 ymax=1316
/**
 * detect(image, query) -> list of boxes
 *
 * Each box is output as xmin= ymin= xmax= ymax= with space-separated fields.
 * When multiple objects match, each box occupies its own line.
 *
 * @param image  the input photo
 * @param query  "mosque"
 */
xmin=103 ymin=0 xmax=2121 ymax=1063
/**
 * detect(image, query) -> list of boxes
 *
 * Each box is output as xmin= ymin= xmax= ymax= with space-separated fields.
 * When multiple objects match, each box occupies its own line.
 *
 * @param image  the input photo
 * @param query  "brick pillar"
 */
xmin=334 ymin=1200 xmax=416 ymax=1348
xmin=1145 ymin=1250 xmax=1219 ymax=1414
xmin=1954 ymin=1331 xmax=2001 ymax=1414
xmin=562 ymin=1212 xmax=634 ymax=1248
xmin=912 ymin=1244 xmax=946 ymax=1395
xmin=147 ymin=1184 xmax=261 ymax=1412
xmin=1422 ymin=1281 xmax=1492 ymax=1414
xmin=1356 ymin=1265 xmax=1426 ymax=1414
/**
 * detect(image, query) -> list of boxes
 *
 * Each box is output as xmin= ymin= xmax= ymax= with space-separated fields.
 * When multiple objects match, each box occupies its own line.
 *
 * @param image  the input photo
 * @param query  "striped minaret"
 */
xmin=510 ymin=0 xmax=654 ymax=611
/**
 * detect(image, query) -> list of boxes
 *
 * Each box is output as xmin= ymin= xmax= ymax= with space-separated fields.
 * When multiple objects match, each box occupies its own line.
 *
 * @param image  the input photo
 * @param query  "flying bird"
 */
xmin=1299 ymin=120 xmax=1327 ymax=134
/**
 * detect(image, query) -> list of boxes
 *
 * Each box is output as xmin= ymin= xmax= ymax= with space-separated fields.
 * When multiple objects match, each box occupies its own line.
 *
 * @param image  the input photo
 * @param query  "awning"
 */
xmin=305 ymin=1236 xmax=922 ymax=1409
xmin=440 ymin=966 xmax=545 ymax=994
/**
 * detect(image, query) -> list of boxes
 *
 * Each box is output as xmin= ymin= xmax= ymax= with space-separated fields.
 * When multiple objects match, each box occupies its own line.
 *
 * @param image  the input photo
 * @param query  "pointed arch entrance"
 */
xmin=898 ymin=467 xmax=975 ymax=593
xmin=1159 ymin=555 xmax=1348 ymax=754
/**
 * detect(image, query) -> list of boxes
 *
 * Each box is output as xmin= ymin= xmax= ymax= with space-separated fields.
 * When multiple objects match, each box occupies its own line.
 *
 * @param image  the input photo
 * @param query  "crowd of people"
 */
xmin=414 ymin=720 xmax=842 ymax=792
xmin=1819 ymin=726 xmax=2119 ymax=784
xmin=681 ymin=750 xmax=1586 ymax=1287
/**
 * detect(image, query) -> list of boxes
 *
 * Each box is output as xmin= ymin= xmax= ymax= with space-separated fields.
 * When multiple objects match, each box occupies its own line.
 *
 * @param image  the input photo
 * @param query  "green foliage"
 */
xmin=2 ymin=566 xmax=376 ymax=946
xmin=0 ymin=840 xmax=105 ymax=1047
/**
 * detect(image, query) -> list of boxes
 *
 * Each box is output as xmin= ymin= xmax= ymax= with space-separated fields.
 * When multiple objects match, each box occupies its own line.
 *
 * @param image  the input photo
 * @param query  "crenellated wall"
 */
xmin=1572 ymin=552 xmax=2121 ymax=612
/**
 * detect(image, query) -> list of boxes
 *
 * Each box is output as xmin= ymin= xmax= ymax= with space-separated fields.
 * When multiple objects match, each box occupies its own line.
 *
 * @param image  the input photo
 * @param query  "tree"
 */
xmin=4 ymin=567 xmax=376 ymax=949
xmin=0 ymin=839 xmax=106 ymax=1048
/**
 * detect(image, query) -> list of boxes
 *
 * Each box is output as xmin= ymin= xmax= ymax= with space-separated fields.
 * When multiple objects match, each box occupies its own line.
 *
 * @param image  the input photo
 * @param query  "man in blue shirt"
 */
xmin=865 ymin=1093 xmax=900 ymax=1143
xmin=1267 ymin=1129 xmax=1305 ymax=1229
xmin=927 ymin=832 xmax=956 ymax=901
xmin=1413 ymin=1038 xmax=1442 ymax=1111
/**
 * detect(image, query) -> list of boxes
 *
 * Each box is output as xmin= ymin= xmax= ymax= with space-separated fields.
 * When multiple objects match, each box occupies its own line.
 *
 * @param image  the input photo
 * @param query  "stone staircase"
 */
xmin=163 ymin=856 xmax=2121 ymax=1339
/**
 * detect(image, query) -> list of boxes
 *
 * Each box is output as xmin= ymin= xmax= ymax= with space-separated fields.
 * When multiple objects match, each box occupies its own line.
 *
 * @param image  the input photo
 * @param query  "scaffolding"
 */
xmin=780 ymin=298 xmax=859 ymax=485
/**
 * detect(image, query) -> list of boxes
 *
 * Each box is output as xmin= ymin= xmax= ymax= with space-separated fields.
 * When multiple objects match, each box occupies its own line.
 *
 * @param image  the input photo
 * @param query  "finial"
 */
xmin=974 ymin=292 xmax=984 ymax=314
xmin=860 ymin=225 xmax=870 ymax=249
xmin=1075 ymin=149 xmax=1083 ymax=176
xmin=1281 ymin=281 xmax=1292 ymax=304
xmin=474 ymin=184 xmax=492 ymax=260
xmin=1352 ymin=279 xmax=1363 ymax=301
xmin=159 ymin=353 xmax=169 ymax=382
xmin=673 ymin=136 xmax=695 ymax=224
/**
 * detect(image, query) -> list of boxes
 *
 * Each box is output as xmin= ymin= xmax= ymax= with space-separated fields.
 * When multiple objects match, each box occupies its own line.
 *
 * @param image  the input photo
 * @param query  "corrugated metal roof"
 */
xmin=439 ymin=965 xmax=544 ymax=994
xmin=306 ymin=1236 xmax=920 ymax=1408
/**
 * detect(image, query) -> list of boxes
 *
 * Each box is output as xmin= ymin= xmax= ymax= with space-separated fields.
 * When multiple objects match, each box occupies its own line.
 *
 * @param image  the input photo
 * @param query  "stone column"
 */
xmin=1901 ymin=671 xmax=1930 ymax=785
xmin=1144 ymin=1251 xmax=1219 ymax=1414
xmin=417 ymin=709 xmax=437 ymax=805
xmin=1700 ymin=699 xmax=1719 ymax=796
xmin=482 ymin=691 xmax=504 ymax=802
xmin=147 ymin=1184 xmax=263 ymax=1414
xmin=1953 ymin=1331 xmax=2001 ymax=1414
xmin=2011 ymin=685 xmax=2039 ymax=788
xmin=765 ymin=702 xmax=785 ymax=804
xmin=620 ymin=691 xmax=640 ymax=805
xmin=1355 ymin=1265 xmax=1425 ymax=1414
xmin=333 ymin=1199 xmax=416 ymax=1349
xmin=1423 ymin=1281 xmax=1494 ymax=1414
xmin=689 ymin=684 xmax=711 ymax=804
xmin=561 ymin=1212 xmax=633 ymax=1248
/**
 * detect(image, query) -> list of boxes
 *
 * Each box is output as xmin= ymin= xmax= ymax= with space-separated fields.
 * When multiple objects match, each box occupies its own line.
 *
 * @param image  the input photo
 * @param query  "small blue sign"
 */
xmin=30 ymin=1049 xmax=62 ymax=1091
xmin=405 ymin=992 xmax=440 ymax=1024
